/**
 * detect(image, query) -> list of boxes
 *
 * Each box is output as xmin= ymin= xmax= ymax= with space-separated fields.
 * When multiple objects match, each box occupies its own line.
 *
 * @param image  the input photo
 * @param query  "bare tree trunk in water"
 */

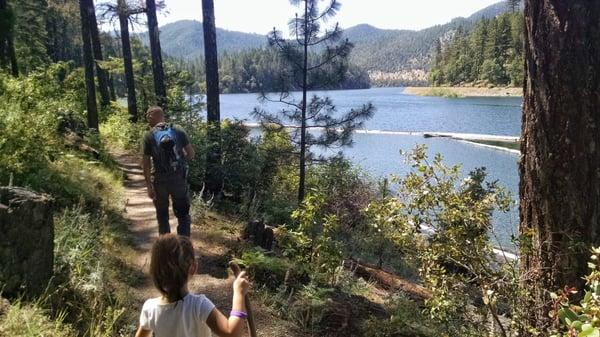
xmin=519 ymin=0 xmax=600 ymax=334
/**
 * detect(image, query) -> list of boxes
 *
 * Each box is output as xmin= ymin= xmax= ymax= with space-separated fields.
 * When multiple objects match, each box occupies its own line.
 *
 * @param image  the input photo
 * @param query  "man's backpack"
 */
xmin=152 ymin=124 xmax=184 ymax=174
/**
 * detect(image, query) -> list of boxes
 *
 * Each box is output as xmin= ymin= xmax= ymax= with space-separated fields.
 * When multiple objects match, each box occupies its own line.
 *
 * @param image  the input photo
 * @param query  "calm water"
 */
xmin=214 ymin=87 xmax=522 ymax=249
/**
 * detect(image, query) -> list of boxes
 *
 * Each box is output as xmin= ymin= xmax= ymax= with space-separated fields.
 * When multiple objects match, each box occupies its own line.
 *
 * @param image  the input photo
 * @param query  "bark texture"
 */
xmin=0 ymin=187 xmax=54 ymax=298
xmin=145 ymin=0 xmax=167 ymax=108
xmin=519 ymin=0 xmax=600 ymax=333
xmin=118 ymin=0 xmax=137 ymax=122
xmin=85 ymin=0 xmax=111 ymax=107
xmin=79 ymin=0 xmax=98 ymax=129
xmin=202 ymin=0 xmax=223 ymax=196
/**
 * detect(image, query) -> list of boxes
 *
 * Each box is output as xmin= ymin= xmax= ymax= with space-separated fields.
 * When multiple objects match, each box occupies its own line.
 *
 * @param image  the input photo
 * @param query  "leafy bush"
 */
xmin=363 ymin=146 xmax=516 ymax=335
xmin=0 ymin=64 xmax=71 ymax=182
xmin=361 ymin=294 xmax=440 ymax=337
xmin=278 ymin=194 xmax=345 ymax=286
xmin=551 ymin=247 xmax=600 ymax=337
xmin=100 ymin=106 xmax=147 ymax=151
xmin=233 ymin=249 xmax=290 ymax=289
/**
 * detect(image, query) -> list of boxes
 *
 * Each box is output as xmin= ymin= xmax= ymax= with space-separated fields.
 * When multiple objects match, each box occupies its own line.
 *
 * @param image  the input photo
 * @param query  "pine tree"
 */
xmin=252 ymin=0 xmax=374 ymax=203
xmin=85 ymin=0 xmax=111 ymax=107
xmin=79 ymin=0 xmax=98 ymax=129
xmin=145 ymin=0 xmax=167 ymax=107
xmin=0 ymin=0 xmax=18 ymax=76
xmin=519 ymin=0 xmax=600 ymax=333
xmin=46 ymin=0 xmax=82 ymax=64
xmin=202 ymin=0 xmax=223 ymax=197
xmin=507 ymin=0 xmax=521 ymax=12
xmin=13 ymin=0 xmax=49 ymax=73
xmin=117 ymin=0 xmax=138 ymax=121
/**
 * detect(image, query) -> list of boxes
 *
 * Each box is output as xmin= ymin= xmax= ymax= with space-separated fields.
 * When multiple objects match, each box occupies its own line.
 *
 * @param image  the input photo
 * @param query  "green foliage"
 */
xmin=0 ymin=63 xmax=80 ymax=183
xmin=49 ymin=206 xmax=131 ymax=337
xmin=178 ymin=47 xmax=371 ymax=93
xmin=361 ymin=294 xmax=441 ymax=337
xmin=100 ymin=105 xmax=147 ymax=150
xmin=13 ymin=0 xmax=50 ymax=73
xmin=0 ymin=299 xmax=76 ymax=337
xmin=430 ymin=12 xmax=524 ymax=87
xmin=278 ymin=194 xmax=344 ymax=286
xmin=234 ymin=249 xmax=290 ymax=289
xmin=550 ymin=248 xmax=600 ymax=337
xmin=363 ymin=146 xmax=516 ymax=335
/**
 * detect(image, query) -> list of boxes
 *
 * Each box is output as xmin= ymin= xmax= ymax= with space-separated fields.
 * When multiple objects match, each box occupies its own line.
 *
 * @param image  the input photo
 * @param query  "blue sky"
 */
xmin=143 ymin=0 xmax=501 ymax=33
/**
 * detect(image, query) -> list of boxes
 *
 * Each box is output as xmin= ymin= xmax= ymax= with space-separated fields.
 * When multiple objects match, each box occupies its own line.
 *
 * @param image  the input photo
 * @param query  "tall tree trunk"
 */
xmin=0 ymin=38 xmax=6 ymax=69
xmin=118 ymin=0 xmax=137 ymax=122
xmin=145 ymin=0 xmax=167 ymax=108
xmin=519 ymin=0 xmax=600 ymax=334
xmin=7 ymin=33 xmax=17 ymax=77
xmin=202 ymin=0 xmax=222 ymax=196
xmin=0 ymin=0 xmax=7 ymax=68
xmin=79 ymin=0 xmax=98 ymax=129
xmin=85 ymin=0 xmax=111 ymax=107
xmin=0 ymin=0 xmax=18 ymax=77
xmin=298 ymin=0 xmax=309 ymax=203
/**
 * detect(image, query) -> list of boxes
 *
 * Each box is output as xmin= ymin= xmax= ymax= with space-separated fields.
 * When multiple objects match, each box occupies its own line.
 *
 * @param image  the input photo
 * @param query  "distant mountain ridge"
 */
xmin=140 ymin=1 xmax=517 ymax=85
xmin=138 ymin=20 xmax=267 ymax=58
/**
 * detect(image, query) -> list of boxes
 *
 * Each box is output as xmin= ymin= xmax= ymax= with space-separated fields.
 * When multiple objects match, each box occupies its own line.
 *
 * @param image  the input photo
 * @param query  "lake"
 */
xmin=215 ymin=87 xmax=522 ymax=249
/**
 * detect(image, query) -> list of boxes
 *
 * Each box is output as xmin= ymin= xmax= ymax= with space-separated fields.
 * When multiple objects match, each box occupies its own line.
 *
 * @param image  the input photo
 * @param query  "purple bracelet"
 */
xmin=230 ymin=310 xmax=247 ymax=319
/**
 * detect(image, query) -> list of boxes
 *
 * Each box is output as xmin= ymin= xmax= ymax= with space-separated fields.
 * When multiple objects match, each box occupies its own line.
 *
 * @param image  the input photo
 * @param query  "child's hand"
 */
xmin=233 ymin=271 xmax=250 ymax=296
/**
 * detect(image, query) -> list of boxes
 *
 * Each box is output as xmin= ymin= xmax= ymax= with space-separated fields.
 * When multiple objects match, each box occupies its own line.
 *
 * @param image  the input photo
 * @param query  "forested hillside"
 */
xmin=429 ymin=12 xmax=524 ymax=87
xmin=176 ymin=48 xmax=371 ymax=93
xmin=138 ymin=20 xmax=267 ymax=58
xmin=148 ymin=1 xmax=518 ymax=87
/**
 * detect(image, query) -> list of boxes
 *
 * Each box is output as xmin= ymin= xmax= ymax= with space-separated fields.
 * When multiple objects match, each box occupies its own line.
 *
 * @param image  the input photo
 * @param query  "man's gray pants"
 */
xmin=153 ymin=170 xmax=191 ymax=237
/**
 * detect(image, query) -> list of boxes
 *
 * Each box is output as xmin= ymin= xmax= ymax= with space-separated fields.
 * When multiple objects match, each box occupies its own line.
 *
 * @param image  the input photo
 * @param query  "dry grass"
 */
xmin=404 ymin=86 xmax=522 ymax=97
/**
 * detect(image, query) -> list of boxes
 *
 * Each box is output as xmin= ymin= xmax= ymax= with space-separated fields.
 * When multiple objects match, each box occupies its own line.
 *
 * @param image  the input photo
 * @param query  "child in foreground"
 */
xmin=135 ymin=234 xmax=250 ymax=337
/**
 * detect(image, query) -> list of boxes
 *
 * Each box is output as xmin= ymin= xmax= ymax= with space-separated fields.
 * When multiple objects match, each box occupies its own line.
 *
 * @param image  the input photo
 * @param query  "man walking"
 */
xmin=142 ymin=106 xmax=195 ymax=236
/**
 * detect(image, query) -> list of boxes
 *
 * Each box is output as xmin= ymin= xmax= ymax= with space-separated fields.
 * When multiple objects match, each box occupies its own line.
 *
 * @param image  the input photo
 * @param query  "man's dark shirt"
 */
xmin=143 ymin=123 xmax=190 ymax=181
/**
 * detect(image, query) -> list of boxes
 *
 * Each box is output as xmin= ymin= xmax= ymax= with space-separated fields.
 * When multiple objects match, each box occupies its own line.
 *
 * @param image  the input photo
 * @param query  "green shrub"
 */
xmin=278 ymin=194 xmax=345 ymax=286
xmin=100 ymin=106 xmax=147 ymax=151
xmin=361 ymin=294 xmax=440 ymax=337
xmin=0 ymin=300 xmax=76 ymax=337
xmin=234 ymin=249 xmax=290 ymax=289
xmin=363 ymin=146 xmax=515 ymax=335
xmin=551 ymin=248 xmax=600 ymax=337
xmin=47 ymin=205 xmax=133 ymax=337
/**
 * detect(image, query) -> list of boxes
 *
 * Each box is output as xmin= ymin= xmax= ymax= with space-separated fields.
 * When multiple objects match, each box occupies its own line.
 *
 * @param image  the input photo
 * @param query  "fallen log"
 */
xmin=343 ymin=258 xmax=432 ymax=300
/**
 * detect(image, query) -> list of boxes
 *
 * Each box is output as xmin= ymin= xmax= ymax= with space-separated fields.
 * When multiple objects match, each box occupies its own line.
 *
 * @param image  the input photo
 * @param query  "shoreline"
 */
xmin=423 ymin=132 xmax=520 ymax=154
xmin=404 ymin=86 xmax=523 ymax=98
xmin=245 ymin=123 xmax=521 ymax=154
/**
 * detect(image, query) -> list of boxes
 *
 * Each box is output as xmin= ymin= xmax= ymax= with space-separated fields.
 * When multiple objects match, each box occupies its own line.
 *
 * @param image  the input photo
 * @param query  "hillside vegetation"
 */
xmin=143 ymin=1 xmax=518 ymax=87
xmin=429 ymin=12 xmax=524 ymax=87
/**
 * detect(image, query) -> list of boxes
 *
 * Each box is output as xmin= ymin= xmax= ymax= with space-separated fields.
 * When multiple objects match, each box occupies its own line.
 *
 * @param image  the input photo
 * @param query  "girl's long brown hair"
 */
xmin=150 ymin=234 xmax=196 ymax=303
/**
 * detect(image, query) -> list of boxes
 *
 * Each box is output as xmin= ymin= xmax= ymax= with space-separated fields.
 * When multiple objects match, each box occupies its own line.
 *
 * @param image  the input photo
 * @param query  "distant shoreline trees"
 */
xmin=429 ymin=12 xmax=524 ymax=88
xmin=176 ymin=48 xmax=371 ymax=94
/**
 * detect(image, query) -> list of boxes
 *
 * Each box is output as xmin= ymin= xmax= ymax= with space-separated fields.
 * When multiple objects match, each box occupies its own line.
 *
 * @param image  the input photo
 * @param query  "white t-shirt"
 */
xmin=140 ymin=293 xmax=216 ymax=337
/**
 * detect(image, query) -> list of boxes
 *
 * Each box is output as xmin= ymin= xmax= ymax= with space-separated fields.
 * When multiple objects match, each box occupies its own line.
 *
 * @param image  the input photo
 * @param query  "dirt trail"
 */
xmin=113 ymin=150 xmax=306 ymax=337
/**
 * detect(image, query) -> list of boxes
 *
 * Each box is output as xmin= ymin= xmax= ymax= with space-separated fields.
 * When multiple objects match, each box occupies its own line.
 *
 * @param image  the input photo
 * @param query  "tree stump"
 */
xmin=0 ymin=187 xmax=54 ymax=298
xmin=242 ymin=220 xmax=274 ymax=251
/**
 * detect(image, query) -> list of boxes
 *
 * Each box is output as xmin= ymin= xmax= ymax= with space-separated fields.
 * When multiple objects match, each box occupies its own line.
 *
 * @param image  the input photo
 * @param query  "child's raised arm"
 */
xmin=206 ymin=272 xmax=250 ymax=337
